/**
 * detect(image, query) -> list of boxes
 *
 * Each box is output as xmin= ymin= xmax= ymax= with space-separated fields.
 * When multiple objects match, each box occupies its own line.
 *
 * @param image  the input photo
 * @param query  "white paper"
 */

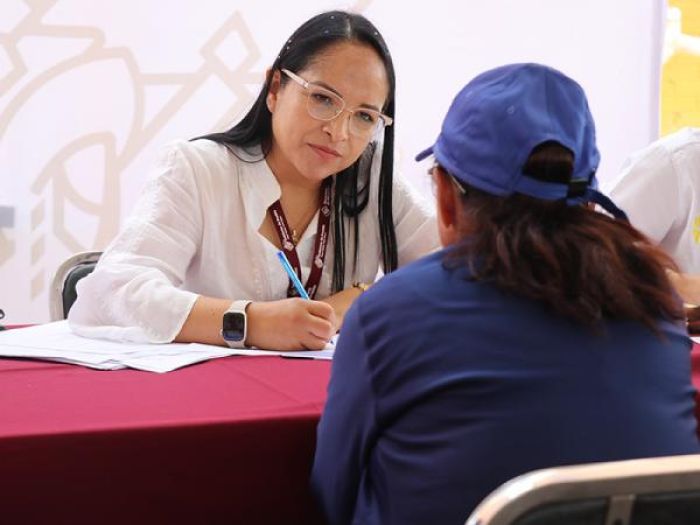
xmin=189 ymin=346 xmax=335 ymax=361
xmin=0 ymin=322 xmax=335 ymax=373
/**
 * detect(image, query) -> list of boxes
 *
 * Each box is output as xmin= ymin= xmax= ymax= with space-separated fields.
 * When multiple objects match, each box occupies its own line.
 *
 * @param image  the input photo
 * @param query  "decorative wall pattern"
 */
xmin=3 ymin=3 xmax=264 ymax=302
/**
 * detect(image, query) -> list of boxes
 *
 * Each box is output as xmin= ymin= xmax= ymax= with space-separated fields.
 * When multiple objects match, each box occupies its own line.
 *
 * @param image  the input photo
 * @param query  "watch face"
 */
xmin=222 ymin=311 xmax=245 ymax=342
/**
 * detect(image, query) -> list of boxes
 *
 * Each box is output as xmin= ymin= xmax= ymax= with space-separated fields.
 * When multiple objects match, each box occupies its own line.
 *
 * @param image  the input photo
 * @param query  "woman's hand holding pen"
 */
xmin=246 ymin=299 xmax=337 ymax=351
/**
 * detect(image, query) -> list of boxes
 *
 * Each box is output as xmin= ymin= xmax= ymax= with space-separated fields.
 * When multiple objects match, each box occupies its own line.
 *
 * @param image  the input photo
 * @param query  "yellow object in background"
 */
xmin=661 ymin=0 xmax=700 ymax=135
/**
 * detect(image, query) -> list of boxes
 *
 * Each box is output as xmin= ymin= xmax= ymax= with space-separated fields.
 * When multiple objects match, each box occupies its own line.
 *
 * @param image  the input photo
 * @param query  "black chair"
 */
xmin=465 ymin=454 xmax=700 ymax=525
xmin=49 ymin=251 xmax=102 ymax=321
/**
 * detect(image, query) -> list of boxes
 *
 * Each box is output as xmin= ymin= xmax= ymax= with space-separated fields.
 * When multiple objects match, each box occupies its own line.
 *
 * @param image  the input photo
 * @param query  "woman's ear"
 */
xmin=266 ymin=69 xmax=282 ymax=113
xmin=434 ymin=167 xmax=462 ymax=247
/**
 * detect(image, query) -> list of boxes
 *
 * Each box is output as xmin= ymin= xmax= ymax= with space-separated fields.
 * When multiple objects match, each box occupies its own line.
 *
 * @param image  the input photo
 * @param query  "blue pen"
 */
xmin=277 ymin=251 xmax=310 ymax=300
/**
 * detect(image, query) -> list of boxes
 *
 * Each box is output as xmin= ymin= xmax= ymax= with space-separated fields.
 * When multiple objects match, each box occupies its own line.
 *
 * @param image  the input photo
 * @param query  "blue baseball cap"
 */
xmin=416 ymin=63 xmax=626 ymax=219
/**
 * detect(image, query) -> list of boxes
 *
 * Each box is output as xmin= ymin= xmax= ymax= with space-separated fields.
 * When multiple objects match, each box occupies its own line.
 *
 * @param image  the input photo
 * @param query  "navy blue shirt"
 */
xmin=311 ymin=250 xmax=700 ymax=525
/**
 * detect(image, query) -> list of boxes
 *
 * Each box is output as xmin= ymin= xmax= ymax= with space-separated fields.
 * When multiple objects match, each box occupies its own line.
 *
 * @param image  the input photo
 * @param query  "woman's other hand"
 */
xmin=320 ymin=286 xmax=365 ymax=331
xmin=668 ymin=270 xmax=700 ymax=306
xmin=246 ymin=298 xmax=336 ymax=350
xmin=685 ymin=304 xmax=700 ymax=336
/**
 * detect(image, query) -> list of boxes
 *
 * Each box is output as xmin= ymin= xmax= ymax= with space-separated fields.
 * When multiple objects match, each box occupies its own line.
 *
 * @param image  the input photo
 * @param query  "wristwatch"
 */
xmin=352 ymin=282 xmax=370 ymax=293
xmin=221 ymin=300 xmax=252 ymax=348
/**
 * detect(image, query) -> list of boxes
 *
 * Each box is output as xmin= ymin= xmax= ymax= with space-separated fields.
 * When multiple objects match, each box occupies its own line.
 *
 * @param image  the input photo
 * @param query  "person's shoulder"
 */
xmin=359 ymin=250 xmax=449 ymax=308
xmin=637 ymin=128 xmax=700 ymax=184
xmin=157 ymin=139 xmax=267 ymax=183
xmin=608 ymin=131 xmax=682 ymax=192
xmin=637 ymin=127 xmax=700 ymax=167
xmin=661 ymin=127 xmax=700 ymax=152
xmin=345 ymin=251 xmax=449 ymax=360
xmin=159 ymin=138 xmax=241 ymax=165
xmin=664 ymin=128 xmax=700 ymax=171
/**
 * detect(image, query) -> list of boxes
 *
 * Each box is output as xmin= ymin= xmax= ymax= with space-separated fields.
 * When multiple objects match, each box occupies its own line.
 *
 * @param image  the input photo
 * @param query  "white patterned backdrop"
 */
xmin=1 ymin=0 xmax=663 ymax=323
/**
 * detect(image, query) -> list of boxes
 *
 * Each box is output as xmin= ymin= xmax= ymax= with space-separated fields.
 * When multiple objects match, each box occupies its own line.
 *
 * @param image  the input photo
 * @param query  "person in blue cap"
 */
xmin=311 ymin=63 xmax=700 ymax=525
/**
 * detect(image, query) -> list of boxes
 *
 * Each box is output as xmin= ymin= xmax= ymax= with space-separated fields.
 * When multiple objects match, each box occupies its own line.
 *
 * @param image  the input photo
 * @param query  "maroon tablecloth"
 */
xmin=692 ymin=342 xmax=700 ymax=440
xmin=3 ymin=336 xmax=699 ymax=524
xmin=0 ymin=355 xmax=331 ymax=525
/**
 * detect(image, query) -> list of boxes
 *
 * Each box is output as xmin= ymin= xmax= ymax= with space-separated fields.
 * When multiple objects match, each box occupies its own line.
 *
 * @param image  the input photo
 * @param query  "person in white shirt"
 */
xmin=68 ymin=11 xmax=438 ymax=350
xmin=609 ymin=127 xmax=700 ymax=304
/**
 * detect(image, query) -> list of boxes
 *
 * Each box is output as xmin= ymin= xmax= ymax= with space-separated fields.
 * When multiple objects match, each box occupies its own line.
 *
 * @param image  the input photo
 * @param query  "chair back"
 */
xmin=465 ymin=454 xmax=700 ymax=525
xmin=49 ymin=251 xmax=102 ymax=321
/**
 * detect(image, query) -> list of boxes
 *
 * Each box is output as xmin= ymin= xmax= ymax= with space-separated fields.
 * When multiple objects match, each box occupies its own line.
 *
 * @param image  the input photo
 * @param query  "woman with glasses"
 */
xmin=68 ymin=11 xmax=438 ymax=350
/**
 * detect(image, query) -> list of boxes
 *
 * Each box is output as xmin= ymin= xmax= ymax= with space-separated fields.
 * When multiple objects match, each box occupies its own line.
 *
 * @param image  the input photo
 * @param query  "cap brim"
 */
xmin=415 ymin=146 xmax=434 ymax=162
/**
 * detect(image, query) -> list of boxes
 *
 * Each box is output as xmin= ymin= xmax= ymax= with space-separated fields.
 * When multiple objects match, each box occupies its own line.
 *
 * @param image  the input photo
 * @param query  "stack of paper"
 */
xmin=0 ymin=321 xmax=334 ymax=373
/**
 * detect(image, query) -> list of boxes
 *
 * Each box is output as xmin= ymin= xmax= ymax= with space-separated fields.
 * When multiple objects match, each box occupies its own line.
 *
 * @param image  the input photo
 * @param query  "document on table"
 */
xmin=0 ymin=321 xmax=335 ymax=373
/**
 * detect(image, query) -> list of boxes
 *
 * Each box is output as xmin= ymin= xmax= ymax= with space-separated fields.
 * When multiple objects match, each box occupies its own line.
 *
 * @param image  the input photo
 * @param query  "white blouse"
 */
xmin=608 ymin=127 xmax=700 ymax=273
xmin=68 ymin=139 xmax=439 ymax=343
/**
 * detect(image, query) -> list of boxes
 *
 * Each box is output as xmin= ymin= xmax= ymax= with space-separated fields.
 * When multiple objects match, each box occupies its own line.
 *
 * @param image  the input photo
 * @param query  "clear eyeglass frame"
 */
xmin=429 ymin=164 xmax=468 ymax=196
xmin=281 ymin=68 xmax=393 ymax=138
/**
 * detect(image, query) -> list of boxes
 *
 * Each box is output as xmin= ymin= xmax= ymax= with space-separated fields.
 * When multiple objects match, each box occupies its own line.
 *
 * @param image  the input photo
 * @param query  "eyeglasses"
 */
xmin=281 ymin=69 xmax=393 ymax=138
xmin=429 ymin=164 xmax=468 ymax=196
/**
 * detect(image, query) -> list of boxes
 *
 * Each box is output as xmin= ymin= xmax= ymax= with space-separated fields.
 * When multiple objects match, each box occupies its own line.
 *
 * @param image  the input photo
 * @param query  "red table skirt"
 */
xmin=2 ymin=337 xmax=699 ymax=524
xmin=0 ymin=355 xmax=331 ymax=525
xmin=693 ymin=343 xmax=700 ymax=440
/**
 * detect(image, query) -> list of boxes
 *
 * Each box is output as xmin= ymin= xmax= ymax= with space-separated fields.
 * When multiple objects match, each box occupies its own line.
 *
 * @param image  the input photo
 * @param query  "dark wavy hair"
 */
xmin=194 ymin=10 xmax=397 ymax=292
xmin=443 ymin=142 xmax=684 ymax=332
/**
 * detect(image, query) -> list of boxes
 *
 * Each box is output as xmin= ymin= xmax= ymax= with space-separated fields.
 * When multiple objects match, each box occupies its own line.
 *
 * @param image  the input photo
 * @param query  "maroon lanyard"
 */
xmin=268 ymin=179 xmax=332 ymax=299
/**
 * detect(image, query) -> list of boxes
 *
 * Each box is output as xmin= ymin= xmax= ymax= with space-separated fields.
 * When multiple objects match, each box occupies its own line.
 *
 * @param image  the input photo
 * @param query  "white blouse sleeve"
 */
xmin=392 ymin=174 xmax=440 ymax=267
xmin=608 ymin=144 xmax=680 ymax=245
xmin=68 ymin=142 xmax=202 ymax=343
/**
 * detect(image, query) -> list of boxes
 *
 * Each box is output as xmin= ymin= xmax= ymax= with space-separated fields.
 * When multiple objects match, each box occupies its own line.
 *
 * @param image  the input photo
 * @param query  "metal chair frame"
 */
xmin=466 ymin=454 xmax=700 ymax=525
xmin=49 ymin=251 xmax=102 ymax=321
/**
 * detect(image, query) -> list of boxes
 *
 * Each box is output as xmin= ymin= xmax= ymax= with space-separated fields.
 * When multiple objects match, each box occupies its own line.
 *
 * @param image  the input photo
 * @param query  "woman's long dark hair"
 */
xmin=195 ymin=11 xmax=397 ymax=291
xmin=444 ymin=142 xmax=684 ymax=332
